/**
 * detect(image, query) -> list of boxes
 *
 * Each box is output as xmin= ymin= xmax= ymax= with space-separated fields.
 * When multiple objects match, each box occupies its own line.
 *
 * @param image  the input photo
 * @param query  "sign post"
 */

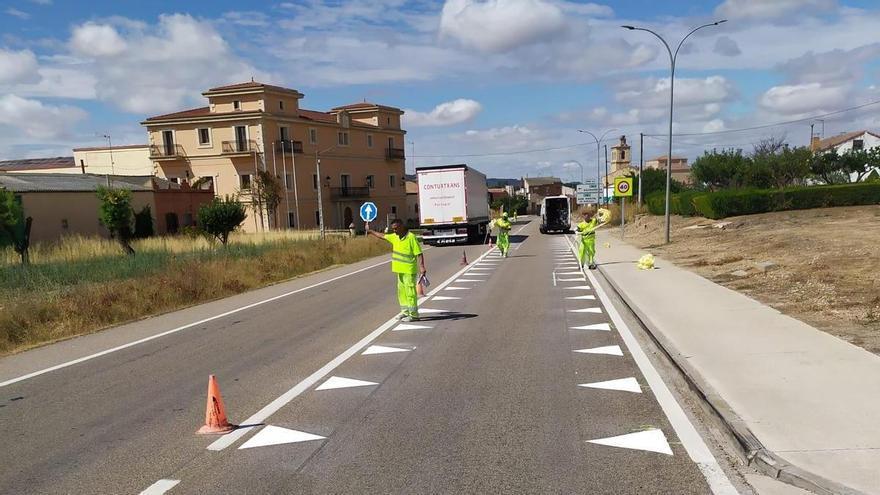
xmin=360 ymin=201 xmax=378 ymax=234
xmin=613 ymin=177 xmax=633 ymax=239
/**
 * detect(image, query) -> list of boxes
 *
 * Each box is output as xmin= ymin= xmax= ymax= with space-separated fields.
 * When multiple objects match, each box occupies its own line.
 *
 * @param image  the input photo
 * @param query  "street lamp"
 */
xmin=622 ymin=19 xmax=727 ymax=244
xmin=315 ymin=144 xmax=337 ymax=239
xmin=577 ymin=128 xmax=618 ymax=206
xmin=565 ymin=160 xmax=584 ymax=184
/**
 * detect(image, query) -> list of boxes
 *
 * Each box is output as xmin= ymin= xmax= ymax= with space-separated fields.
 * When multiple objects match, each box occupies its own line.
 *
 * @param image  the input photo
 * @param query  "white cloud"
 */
xmin=221 ymin=11 xmax=269 ymax=27
xmin=713 ymin=36 xmax=741 ymax=57
xmin=0 ymin=49 xmax=40 ymax=84
xmin=404 ymin=99 xmax=483 ymax=127
xmin=715 ymin=0 xmax=837 ymax=21
xmin=616 ymin=76 xmax=735 ymax=109
xmin=5 ymin=8 xmax=30 ymax=19
xmin=463 ymin=124 xmax=534 ymax=141
xmin=440 ymin=0 xmax=567 ymax=53
xmin=778 ymin=43 xmax=880 ymax=85
xmin=554 ymin=1 xmax=613 ymax=17
xmin=70 ymin=23 xmax=127 ymax=57
xmin=0 ymin=94 xmax=87 ymax=139
xmin=703 ymin=119 xmax=726 ymax=133
xmin=759 ymin=83 xmax=847 ymax=116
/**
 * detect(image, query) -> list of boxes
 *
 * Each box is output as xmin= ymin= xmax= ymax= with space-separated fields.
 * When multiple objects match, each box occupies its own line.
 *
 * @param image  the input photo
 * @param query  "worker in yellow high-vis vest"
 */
xmin=496 ymin=212 xmax=512 ymax=257
xmin=368 ymin=218 xmax=427 ymax=322
xmin=576 ymin=212 xmax=599 ymax=270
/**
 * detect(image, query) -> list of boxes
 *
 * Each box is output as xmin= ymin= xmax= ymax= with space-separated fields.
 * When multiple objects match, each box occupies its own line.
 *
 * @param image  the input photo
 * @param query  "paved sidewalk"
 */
xmin=594 ymin=232 xmax=880 ymax=495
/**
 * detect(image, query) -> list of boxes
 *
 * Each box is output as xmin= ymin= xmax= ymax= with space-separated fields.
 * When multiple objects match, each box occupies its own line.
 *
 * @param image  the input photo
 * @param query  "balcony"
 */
xmin=275 ymin=140 xmax=304 ymax=154
xmin=386 ymin=147 xmax=405 ymax=160
xmin=329 ymin=186 xmax=371 ymax=200
xmin=149 ymin=144 xmax=185 ymax=160
xmin=222 ymin=140 xmax=258 ymax=155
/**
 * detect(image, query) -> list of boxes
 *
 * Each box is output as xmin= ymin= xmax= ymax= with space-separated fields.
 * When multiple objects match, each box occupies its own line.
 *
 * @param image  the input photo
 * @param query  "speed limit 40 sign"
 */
xmin=614 ymin=177 xmax=633 ymax=197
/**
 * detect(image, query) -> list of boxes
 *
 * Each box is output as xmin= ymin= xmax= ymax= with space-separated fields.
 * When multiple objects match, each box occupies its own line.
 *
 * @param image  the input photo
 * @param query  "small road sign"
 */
xmin=614 ymin=177 xmax=633 ymax=197
xmin=359 ymin=202 xmax=378 ymax=222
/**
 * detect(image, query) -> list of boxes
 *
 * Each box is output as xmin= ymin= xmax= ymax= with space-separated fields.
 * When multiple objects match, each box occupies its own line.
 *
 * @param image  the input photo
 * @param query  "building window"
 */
xmin=279 ymin=100 xmax=285 ymax=110
xmin=853 ymin=139 xmax=865 ymax=151
xmin=233 ymin=100 xmax=241 ymax=111
xmin=240 ymin=173 xmax=252 ymax=190
xmin=61 ymin=218 xmax=69 ymax=230
xmin=337 ymin=131 xmax=350 ymax=146
xmin=279 ymin=126 xmax=290 ymax=142
xmin=309 ymin=128 xmax=318 ymax=144
xmin=198 ymin=128 xmax=211 ymax=147
xmin=389 ymin=174 xmax=396 ymax=188
xmin=315 ymin=210 xmax=320 ymax=225
xmin=367 ymin=134 xmax=373 ymax=148
xmin=387 ymin=117 xmax=391 ymax=125
xmin=288 ymin=212 xmax=296 ymax=228
xmin=391 ymin=205 xmax=398 ymax=215
xmin=169 ymin=177 xmax=180 ymax=184
xmin=621 ymin=150 xmax=626 ymax=161
xmin=388 ymin=137 xmax=394 ymax=149
xmin=340 ymin=174 xmax=351 ymax=188
xmin=285 ymin=173 xmax=292 ymax=190
xmin=366 ymin=175 xmax=375 ymax=188
xmin=312 ymin=173 xmax=318 ymax=190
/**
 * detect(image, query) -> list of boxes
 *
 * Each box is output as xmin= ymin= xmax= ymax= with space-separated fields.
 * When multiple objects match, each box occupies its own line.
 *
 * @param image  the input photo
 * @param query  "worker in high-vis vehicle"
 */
xmin=576 ymin=211 xmax=599 ymax=270
xmin=368 ymin=219 xmax=427 ymax=322
xmin=496 ymin=212 xmax=512 ymax=258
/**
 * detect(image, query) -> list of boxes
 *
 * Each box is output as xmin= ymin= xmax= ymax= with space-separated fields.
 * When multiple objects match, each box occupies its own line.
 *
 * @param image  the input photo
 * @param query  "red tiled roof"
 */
xmin=73 ymin=144 xmax=148 ymax=152
xmin=145 ymin=106 xmax=211 ymax=121
xmin=0 ymin=157 xmax=76 ymax=171
xmin=648 ymin=155 xmax=688 ymax=162
xmin=298 ymin=109 xmax=337 ymax=124
xmin=813 ymin=130 xmax=880 ymax=151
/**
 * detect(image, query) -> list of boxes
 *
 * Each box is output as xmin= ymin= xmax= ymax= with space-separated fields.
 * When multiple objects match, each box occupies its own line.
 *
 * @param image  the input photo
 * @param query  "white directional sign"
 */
xmin=359 ymin=202 xmax=378 ymax=222
xmin=576 ymin=184 xmax=600 ymax=205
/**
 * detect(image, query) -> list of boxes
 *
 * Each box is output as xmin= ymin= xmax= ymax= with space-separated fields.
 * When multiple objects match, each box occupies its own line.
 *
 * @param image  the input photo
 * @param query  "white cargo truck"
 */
xmin=416 ymin=164 xmax=490 ymax=245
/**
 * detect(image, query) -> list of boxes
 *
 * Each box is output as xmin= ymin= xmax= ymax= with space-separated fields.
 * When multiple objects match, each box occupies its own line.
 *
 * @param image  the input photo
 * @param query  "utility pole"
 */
xmin=604 ymin=144 xmax=609 ymax=206
xmin=810 ymin=124 xmax=815 ymax=150
xmin=639 ymin=132 xmax=644 ymax=208
xmin=289 ymin=140 xmax=300 ymax=229
xmin=101 ymin=133 xmax=115 ymax=176
xmin=409 ymin=140 xmax=415 ymax=174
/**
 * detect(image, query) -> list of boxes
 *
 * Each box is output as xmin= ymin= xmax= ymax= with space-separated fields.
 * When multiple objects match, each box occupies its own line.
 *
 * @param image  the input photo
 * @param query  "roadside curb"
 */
xmin=595 ymin=259 xmax=868 ymax=495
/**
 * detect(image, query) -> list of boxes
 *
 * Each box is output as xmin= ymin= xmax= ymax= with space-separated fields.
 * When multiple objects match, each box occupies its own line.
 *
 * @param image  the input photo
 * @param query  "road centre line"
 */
xmin=139 ymin=479 xmax=180 ymax=495
xmin=206 ymin=244 xmax=498 ymax=451
xmin=563 ymin=235 xmax=738 ymax=495
xmin=0 ymin=256 xmax=401 ymax=389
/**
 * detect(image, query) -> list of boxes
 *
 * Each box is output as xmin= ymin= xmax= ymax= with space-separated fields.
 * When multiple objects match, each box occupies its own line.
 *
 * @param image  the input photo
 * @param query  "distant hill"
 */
xmin=487 ymin=178 xmax=521 ymax=188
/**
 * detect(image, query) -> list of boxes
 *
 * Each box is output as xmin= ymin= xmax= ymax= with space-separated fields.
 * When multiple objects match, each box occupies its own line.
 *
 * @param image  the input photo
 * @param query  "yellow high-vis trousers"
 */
xmin=397 ymin=273 xmax=419 ymax=316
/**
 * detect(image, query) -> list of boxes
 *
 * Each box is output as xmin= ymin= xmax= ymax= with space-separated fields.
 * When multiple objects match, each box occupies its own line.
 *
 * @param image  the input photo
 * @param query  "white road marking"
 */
xmin=568 ymin=307 xmax=602 ymax=314
xmin=414 ymin=308 xmax=449 ymax=314
xmin=574 ymin=345 xmax=624 ymax=356
xmin=393 ymin=323 xmax=432 ymax=331
xmin=588 ymin=429 xmax=672 ymax=455
xmin=552 ymin=272 xmax=557 ymax=287
xmin=564 ymin=235 xmax=739 ymax=494
xmin=432 ymin=296 xmax=461 ymax=301
xmin=455 ymin=278 xmax=484 ymax=282
xmin=139 ymin=480 xmax=180 ymax=495
xmin=467 ymin=267 xmax=493 ymax=271
xmin=557 ymin=277 xmax=586 ymax=282
xmin=571 ymin=323 xmax=612 ymax=331
xmin=0 ymin=257 xmax=395 ymax=389
xmin=563 ymin=285 xmax=592 ymax=290
xmin=444 ymin=287 xmax=470 ymax=291
xmin=557 ymin=271 xmax=584 ymax=276
xmin=206 ymin=246 xmax=495 ymax=451
xmin=315 ymin=376 xmax=378 ymax=391
xmin=579 ymin=377 xmax=642 ymax=393
xmin=566 ymin=295 xmax=596 ymax=300
xmin=238 ymin=425 xmax=325 ymax=449
xmin=362 ymin=345 xmax=411 ymax=355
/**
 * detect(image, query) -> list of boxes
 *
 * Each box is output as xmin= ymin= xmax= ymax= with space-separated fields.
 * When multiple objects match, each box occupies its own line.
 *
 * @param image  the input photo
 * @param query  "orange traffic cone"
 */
xmin=460 ymin=250 xmax=469 ymax=266
xmin=197 ymin=375 xmax=235 ymax=435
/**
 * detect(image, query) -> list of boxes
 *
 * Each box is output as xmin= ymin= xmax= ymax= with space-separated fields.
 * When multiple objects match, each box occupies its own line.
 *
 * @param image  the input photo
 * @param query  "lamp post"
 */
xmin=565 ymin=159 xmax=584 ymax=184
xmin=577 ymin=128 xmax=618 ymax=206
xmin=315 ymin=144 xmax=337 ymax=239
xmin=622 ymin=19 xmax=727 ymax=244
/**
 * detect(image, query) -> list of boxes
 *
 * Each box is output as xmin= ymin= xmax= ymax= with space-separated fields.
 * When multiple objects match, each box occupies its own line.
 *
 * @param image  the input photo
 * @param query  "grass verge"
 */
xmin=0 ymin=232 xmax=387 ymax=356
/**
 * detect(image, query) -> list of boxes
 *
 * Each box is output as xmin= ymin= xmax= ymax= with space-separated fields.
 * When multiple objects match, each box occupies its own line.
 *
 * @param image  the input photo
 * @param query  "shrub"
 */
xmin=691 ymin=183 xmax=880 ymax=219
xmin=96 ymin=187 xmax=135 ymax=255
xmin=672 ymin=190 xmax=704 ymax=216
xmin=645 ymin=191 xmax=665 ymax=215
xmin=198 ymin=195 xmax=247 ymax=245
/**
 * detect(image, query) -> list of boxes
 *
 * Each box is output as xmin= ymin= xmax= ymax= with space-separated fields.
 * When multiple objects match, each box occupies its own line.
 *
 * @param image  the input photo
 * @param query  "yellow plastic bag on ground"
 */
xmin=637 ymin=254 xmax=655 ymax=270
xmin=603 ymin=242 xmax=612 ymax=249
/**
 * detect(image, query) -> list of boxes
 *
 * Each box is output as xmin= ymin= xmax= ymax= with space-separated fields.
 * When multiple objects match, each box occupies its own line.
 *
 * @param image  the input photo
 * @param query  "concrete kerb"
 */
xmin=594 ymin=261 xmax=867 ymax=495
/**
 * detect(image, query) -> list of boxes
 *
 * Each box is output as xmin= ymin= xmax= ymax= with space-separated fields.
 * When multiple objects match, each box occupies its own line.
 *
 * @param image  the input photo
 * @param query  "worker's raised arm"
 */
xmin=366 ymin=227 xmax=386 ymax=240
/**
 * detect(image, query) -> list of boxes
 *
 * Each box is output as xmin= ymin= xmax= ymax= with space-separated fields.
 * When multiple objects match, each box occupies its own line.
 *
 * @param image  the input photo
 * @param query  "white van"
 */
xmin=539 ymin=196 xmax=571 ymax=234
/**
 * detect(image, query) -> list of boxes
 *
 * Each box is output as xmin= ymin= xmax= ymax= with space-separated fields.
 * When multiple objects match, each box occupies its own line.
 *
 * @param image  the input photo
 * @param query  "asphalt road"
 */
xmin=0 ymin=218 xmax=736 ymax=494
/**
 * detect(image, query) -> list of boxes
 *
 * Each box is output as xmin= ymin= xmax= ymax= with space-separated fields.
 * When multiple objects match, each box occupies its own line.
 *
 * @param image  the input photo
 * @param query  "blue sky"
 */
xmin=1 ymin=0 xmax=879 ymax=179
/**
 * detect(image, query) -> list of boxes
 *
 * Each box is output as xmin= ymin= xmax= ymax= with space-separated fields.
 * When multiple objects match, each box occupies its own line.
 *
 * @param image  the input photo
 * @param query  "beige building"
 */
xmin=605 ymin=135 xmax=634 ymax=186
xmin=405 ymin=178 xmax=419 ymax=227
xmin=645 ymin=155 xmax=692 ymax=184
xmin=73 ymin=145 xmax=153 ymax=176
xmin=140 ymin=81 xmax=407 ymax=232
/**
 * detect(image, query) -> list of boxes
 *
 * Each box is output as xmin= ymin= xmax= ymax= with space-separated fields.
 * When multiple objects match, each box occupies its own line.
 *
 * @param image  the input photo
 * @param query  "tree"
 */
xmin=133 ymin=205 xmax=154 ymax=239
xmin=0 ymin=190 xmax=32 ymax=265
xmin=97 ymin=187 xmax=135 ymax=255
xmin=250 ymin=170 xmax=283 ymax=228
xmin=764 ymin=146 xmax=812 ymax=189
xmin=690 ymin=149 xmax=748 ymax=190
xmin=628 ymin=167 xmax=684 ymax=198
xmin=810 ymin=150 xmax=845 ymax=185
xmin=198 ymin=195 xmax=247 ymax=245
xmin=752 ymin=135 xmax=787 ymax=160
xmin=491 ymin=194 xmax=528 ymax=214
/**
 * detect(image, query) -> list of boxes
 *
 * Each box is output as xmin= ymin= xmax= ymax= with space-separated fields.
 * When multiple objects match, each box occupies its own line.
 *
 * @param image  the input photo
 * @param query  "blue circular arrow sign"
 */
xmin=359 ymin=201 xmax=378 ymax=222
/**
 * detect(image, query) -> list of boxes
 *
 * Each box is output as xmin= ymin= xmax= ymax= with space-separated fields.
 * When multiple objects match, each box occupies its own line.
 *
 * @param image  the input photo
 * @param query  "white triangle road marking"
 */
xmin=571 ymin=323 xmax=612 ymax=331
xmin=468 ymin=267 xmax=493 ymax=271
xmin=566 ymin=295 xmax=596 ymax=300
xmin=579 ymin=377 xmax=641 ymax=393
xmin=456 ymin=279 xmax=484 ymax=282
xmin=564 ymin=285 xmax=592 ymax=290
xmin=315 ymin=376 xmax=378 ymax=391
xmin=444 ymin=287 xmax=470 ymax=291
xmin=432 ymin=295 xmax=461 ymax=301
xmin=557 ymin=271 xmax=584 ymax=276
xmin=418 ymin=308 xmax=448 ymax=313
xmin=574 ymin=345 xmax=623 ymax=356
xmin=558 ymin=277 xmax=587 ymax=282
xmin=393 ymin=323 xmax=432 ymax=331
xmin=568 ymin=307 xmax=602 ymax=313
xmin=239 ymin=425 xmax=325 ymax=449
xmin=362 ymin=345 xmax=411 ymax=355
xmin=587 ymin=428 xmax=672 ymax=455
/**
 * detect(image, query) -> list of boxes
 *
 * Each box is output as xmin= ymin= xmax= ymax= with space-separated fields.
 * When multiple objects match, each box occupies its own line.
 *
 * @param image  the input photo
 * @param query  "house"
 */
xmin=0 ymin=173 xmax=214 ymax=243
xmin=522 ymin=176 xmax=563 ymax=213
xmin=405 ymin=178 xmax=419 ymax=227
xmin=488 ymin=187 xmax=509 ymax=204
xmin=810 ymin=130 xmax=880 ymax=154
xmin=140 ymin=81 xmax=408 ymax=233
xmin=644 ymin=155 xmax=692 ymax=185
xmin=72 ymin=145 xmax=153 ymax=176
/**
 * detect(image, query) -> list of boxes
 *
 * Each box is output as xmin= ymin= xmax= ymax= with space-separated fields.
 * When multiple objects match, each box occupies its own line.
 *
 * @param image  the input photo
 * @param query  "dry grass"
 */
xmin=0 ymin=232 xmax=386 ymax=355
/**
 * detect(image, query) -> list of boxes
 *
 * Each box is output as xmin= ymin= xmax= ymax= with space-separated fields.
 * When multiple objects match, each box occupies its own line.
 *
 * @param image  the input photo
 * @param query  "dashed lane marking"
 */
xmin=139 ymin=480 xmax=181 ymax=495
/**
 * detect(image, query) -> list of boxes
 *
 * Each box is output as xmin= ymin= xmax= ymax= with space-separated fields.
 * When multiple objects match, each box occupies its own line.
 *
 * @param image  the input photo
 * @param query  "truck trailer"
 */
xmin=416 ymin=164 xmax=490 ymax=245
